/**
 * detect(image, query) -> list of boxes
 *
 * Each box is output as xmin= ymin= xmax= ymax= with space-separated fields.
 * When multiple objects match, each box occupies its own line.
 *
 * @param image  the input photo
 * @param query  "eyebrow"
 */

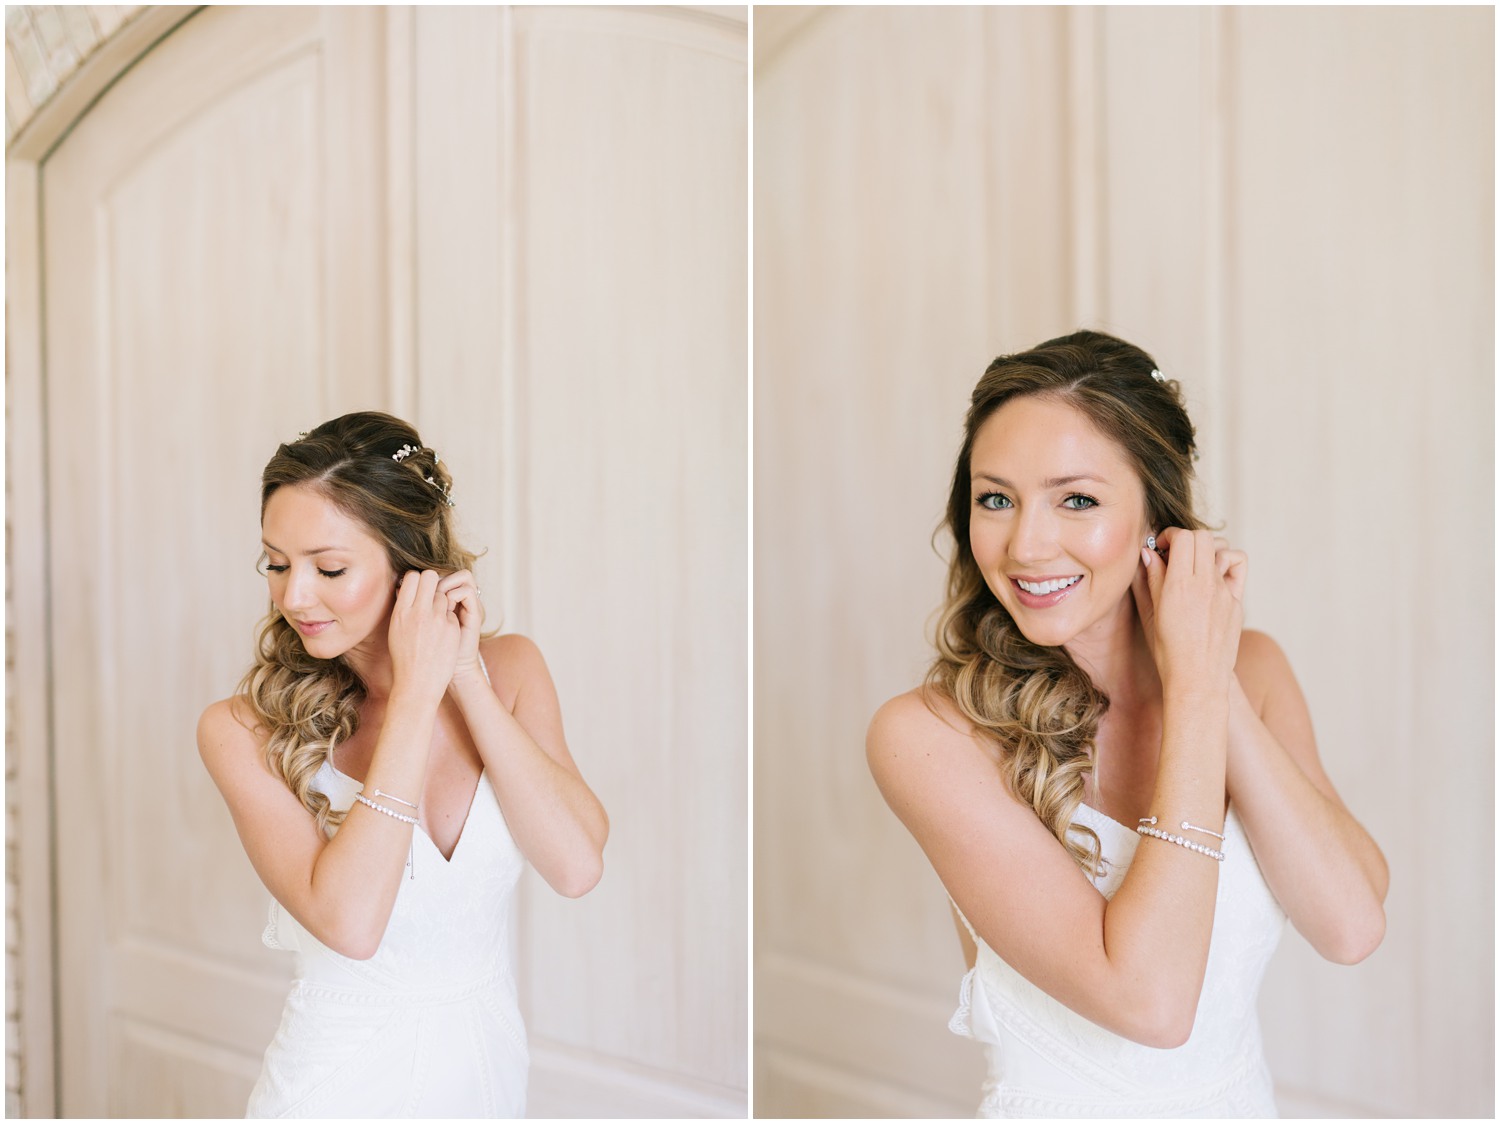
xmin=971 ymin=473 xmax=1111 ymax=489
xmin=261 ymin=540 xmax=350 ymax=556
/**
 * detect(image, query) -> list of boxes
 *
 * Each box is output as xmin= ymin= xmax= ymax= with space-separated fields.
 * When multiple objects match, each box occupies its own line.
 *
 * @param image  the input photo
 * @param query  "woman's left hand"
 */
xmin=437 ymin=569 xmax=484 ymax=685
xmin=1212 ymin=536 xmax=1249 ymax=603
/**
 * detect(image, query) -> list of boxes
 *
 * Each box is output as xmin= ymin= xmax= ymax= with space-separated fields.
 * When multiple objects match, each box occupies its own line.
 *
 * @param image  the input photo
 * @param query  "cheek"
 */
xmin=336 ymin=572 xmax=394 ymax=614
xmin=1076 ymin=517 xmax=1144 ymax=587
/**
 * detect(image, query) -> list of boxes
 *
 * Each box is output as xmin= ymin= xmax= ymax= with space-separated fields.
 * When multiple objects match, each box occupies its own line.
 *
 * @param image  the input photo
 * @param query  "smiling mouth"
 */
xmin=1014 ymin=576 xmax=1082 ymax=595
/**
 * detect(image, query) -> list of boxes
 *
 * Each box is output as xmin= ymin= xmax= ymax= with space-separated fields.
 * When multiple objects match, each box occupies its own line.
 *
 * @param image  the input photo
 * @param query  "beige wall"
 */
xmin=754 ymin=5 xmax=1492 ymax=1117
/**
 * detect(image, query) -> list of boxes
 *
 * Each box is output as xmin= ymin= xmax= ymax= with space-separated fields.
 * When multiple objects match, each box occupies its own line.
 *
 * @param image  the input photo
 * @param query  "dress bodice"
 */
xmin=262 ymin=759 xmax=525 ymax=994
xmin=950 ymin=804 xmax=1286 ymax=1117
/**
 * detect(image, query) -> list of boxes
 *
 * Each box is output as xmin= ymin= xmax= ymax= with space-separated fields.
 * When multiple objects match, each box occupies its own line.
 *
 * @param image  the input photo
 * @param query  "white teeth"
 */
xmin=1016 ymin=576 xmax=1082 ymax=595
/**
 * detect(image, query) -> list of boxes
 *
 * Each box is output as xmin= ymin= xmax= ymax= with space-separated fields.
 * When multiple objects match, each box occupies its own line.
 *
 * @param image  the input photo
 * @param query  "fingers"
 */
xmin=1218 ymin=548 xmax=1248 ymax=601
xmin=435 ymin=569 xmax=473 ymax=597
xmin=395 ymin=570 xmax=455 ymax=616
xmin=436 ymin=570 xmax=483 ymax=621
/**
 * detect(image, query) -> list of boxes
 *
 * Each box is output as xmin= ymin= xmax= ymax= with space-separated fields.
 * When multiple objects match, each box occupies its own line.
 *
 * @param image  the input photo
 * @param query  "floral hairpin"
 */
xmin=391 ymin=443 xmax=456 ymax=506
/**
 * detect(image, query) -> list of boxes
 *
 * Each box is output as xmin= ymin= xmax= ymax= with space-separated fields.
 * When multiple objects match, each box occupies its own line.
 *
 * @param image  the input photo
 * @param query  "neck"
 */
xmin=340 ymin=622 xmax=396 ymax=700
xmin=1063 ymin=594 xmax=1157 ymax=707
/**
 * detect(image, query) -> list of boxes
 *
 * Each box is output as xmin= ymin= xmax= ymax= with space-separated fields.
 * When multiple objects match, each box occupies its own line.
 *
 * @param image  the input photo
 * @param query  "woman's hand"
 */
xmin=1131 ymin=527 xmax=1243 ymax=690
xmin=436 ymin=569 xmax=484 ymax=686
xmin=387 ymin=569 xmax=462 ymax=705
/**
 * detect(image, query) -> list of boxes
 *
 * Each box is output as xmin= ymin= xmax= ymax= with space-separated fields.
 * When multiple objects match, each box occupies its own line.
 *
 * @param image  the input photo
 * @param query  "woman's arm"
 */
xmin=198 ymin=570 xmax=460 ymax=959
xmin=1225 ymin=630 xmax=1387 ymax=964
xmin=448 ymin=634 xmax=608 ymax=898
xmin=871 ymin=530 xmax=1240 ymax=1049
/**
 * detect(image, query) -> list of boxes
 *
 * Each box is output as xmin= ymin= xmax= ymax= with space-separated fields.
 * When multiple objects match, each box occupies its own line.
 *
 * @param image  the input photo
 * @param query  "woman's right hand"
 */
xmin=1131 ymin=528 xmax=1243 ymax=690
xmin=387 ymin=569 xmax=462 ymax=704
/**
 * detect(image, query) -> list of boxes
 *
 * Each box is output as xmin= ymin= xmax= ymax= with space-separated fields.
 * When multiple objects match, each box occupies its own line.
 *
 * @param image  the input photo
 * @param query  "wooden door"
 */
xmin=42 ymin=6 xmax=388 ymax=1114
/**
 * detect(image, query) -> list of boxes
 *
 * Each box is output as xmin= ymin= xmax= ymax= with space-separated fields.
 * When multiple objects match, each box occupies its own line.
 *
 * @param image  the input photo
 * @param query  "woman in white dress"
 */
xmin=199 ymin=412 xmax=608 ymax=1117
xmin=867 ymin=331 xmax=1387 ymax=1117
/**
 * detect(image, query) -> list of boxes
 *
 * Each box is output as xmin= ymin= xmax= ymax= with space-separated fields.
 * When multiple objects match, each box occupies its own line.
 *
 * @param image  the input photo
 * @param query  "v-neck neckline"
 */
xmin=326 ymin=757 xmax=486 ymax=865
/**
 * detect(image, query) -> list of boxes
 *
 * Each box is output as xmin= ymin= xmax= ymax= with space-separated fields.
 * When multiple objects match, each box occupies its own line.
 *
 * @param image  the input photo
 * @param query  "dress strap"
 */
xmin=948 ymin=894 xmax=981 ymax=942
xmin=478 ymin=651 xmax=492 ymax=685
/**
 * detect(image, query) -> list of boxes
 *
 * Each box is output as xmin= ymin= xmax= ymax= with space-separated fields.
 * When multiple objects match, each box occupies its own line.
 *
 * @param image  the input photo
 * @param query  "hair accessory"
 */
xmin=298 ymin=431 xmax=309 ymax=437
xmin=1136 ymin=816 xmax=1225 ymax=861
xmin=1150 ymin=369 xmax=1166 ymax=383
xmin=391 ymin=443 xmax=457 ymax=506
xmin=372 ymin=787 xmax=418 ymax=811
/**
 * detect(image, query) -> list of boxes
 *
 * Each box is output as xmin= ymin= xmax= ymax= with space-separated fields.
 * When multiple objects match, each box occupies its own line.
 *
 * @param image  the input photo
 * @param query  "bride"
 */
xmin=199 ymin=411 xmax=607 ymax=1117
xmin=867 ymin=330 xmax=1386 ymax=1117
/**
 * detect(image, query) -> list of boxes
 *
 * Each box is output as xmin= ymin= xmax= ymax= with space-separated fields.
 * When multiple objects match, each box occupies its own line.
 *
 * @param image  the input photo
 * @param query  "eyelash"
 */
xmin=974 ymin=492 xmax=1100 ymax=511
xmin=263 ymin=563 xmax=347 ymax=578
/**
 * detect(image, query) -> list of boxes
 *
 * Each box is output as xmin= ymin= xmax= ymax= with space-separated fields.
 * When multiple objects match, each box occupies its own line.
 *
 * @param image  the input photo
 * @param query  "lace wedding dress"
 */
xmin=246 ymin=756 xmax=527 ymax=1118
xmin=950 ymin=805 xmax=1285 ymax=1117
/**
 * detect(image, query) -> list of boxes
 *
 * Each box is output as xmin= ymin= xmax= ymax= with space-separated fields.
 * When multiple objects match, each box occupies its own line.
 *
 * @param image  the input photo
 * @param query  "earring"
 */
xmin=1145 ymin=534 xmax=1157 ymax=552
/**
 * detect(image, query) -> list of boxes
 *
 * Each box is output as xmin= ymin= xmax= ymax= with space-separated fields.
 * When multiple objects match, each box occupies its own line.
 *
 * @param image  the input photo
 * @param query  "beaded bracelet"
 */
xmin=353 ymin=793 xmax=418 ymax=879
xmin=1135 ymin=823 xmax=1225 ymax=862
xmin=354 ymin=793 xmax=418 ymax=825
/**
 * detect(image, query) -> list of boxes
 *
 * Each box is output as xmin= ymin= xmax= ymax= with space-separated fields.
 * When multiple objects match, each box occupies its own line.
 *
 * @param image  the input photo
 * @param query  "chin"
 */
xmin=1007 ymin=616 xmax=1078 ymax=649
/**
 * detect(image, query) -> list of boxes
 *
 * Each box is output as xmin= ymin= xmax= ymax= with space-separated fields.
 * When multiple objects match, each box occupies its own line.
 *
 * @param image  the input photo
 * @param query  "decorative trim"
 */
xmin=5 ymin=6 xmax=144 ymax=145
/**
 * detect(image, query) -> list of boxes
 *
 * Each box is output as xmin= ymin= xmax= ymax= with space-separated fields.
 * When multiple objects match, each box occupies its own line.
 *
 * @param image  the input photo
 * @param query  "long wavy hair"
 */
xmin=927 ymin=330 xmax=1206 ymax=874
xmin=237 ymin=412 xmax=479 ymax=835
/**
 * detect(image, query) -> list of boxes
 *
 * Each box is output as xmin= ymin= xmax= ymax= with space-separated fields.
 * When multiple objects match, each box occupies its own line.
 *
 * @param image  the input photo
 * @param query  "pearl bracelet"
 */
xmin=354 ymin=792 xmax=418 ymax=826
xmin=1135 ymin=823 xmax=1225 ymax=861
xmin=354 ymin=793 xmax=418 ymax=879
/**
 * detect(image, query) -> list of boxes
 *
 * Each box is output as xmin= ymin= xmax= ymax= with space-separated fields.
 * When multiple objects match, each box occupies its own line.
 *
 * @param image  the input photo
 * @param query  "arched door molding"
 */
xmin=8 ymin=9 xmax=199 ymax=1114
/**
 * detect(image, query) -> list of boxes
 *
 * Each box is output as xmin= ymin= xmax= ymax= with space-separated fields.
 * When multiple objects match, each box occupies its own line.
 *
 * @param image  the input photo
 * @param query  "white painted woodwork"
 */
xmin=754 ymin=5 xmax=1492 ymax=1118
xmin=42 ymin=8 xmax=372 ymax=1115
xmin=13 ymin=4 xmax=746 ymax=1117
xmin=407 ymin=5 xmax=748 ymax=1115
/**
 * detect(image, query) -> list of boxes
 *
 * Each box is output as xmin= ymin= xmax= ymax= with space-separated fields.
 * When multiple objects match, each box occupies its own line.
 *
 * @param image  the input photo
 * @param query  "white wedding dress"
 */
xmin=950 ymin=804 xmax=1285 ymax=1118
xmin=246 ymin=755 xmax=527 ymax=1118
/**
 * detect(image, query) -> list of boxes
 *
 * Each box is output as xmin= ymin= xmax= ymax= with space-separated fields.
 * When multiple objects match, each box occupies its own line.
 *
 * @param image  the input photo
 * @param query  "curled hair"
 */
xmin=927 ymin=330 xmax=1206 ymax=874
xmin=237 ymin=412 xmax=480 ymax=834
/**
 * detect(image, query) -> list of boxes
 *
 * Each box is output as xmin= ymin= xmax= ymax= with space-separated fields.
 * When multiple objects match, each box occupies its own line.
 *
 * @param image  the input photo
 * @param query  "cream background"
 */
xmin=7 ymin=4 xmax=746 ymax=1117
xmin=754 ymin=5 xmax=1493 ymax=1118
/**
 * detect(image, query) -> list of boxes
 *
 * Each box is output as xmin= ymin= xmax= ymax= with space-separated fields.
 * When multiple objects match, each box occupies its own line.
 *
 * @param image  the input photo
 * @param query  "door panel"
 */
xmin=43 ymin=7 xmax=387 ymax=1115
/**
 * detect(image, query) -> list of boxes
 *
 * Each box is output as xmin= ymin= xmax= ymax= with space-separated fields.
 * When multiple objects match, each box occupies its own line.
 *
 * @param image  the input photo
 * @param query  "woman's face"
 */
xmin=261 ymin=484 xmax=397 ymax=659
xmin=967 ymin=394 xmax=1151 ymax=650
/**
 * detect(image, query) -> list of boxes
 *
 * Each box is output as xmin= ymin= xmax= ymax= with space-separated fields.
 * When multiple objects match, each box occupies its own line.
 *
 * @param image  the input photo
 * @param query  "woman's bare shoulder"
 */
xmin=867 ymin=686 xmax=1002 ymax=804
xmin=479 ymin=632 xmax=554 ymax=705
xmin=196 ymin=695 xmax=263 ymax=769
xmin=867 ymin=686 xmax=973 ymax=754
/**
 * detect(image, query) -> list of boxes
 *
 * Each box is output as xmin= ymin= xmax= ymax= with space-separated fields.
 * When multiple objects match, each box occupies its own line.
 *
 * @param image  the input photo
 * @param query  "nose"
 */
xmin=278 ymin=567 xmax=319 ymax=612
xmin=1008 ymin=503 xmax=1058 ymax=565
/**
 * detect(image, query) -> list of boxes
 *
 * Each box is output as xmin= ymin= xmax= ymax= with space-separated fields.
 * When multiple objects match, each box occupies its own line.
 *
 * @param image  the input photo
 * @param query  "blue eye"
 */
xmin=976 ymin=492 xmax=1012 ymax=511
xmin=1062 ymin=494 xmax=1099 ymax=510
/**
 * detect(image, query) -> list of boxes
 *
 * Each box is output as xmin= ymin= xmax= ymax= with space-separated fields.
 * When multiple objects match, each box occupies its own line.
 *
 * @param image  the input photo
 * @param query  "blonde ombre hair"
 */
xmin=928 ymin=331 xmax=1206 ymax=874
xmin=238 ymin=412 xmax=479 ymax=835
